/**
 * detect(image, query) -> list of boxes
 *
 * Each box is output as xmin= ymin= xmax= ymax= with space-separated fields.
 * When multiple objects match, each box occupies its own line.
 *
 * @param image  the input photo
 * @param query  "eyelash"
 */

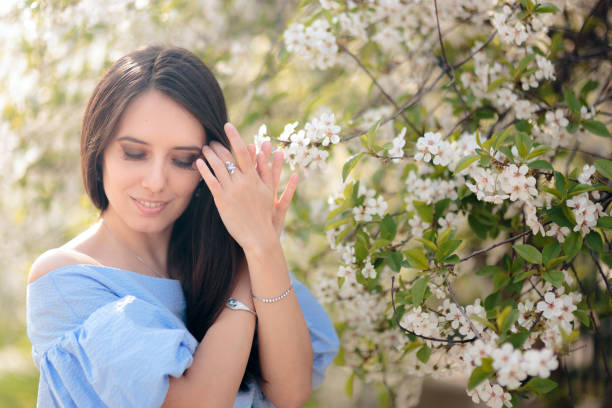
xmin=122 ymin=151 xmax=198 ymax=170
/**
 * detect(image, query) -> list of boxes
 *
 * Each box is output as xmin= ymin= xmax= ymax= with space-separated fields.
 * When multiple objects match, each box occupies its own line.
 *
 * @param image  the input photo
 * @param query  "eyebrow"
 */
xmin=117 ymin=136 xmax=202 ymax=151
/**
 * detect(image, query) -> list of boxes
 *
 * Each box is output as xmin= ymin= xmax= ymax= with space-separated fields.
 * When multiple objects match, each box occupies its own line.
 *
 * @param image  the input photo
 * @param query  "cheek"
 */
xmin=174 ymin=171 xmax=201 ymax=196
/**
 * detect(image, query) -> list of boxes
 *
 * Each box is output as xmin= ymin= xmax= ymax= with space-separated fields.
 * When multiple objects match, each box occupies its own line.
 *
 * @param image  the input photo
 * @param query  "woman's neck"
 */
xmin=98 ymin=209 xmax=172 ymax=274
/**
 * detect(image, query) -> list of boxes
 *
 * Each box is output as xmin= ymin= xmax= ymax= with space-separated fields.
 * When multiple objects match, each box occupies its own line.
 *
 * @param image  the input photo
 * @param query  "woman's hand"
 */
xmin=246 ymin=140 xmax=297 ymax=238
xmin=196 ymin=123 xmax=298 ymax=251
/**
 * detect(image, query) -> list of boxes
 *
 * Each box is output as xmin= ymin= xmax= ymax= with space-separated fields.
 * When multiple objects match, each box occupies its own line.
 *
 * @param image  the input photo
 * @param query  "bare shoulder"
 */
xmin=27 ymin=247 xmax=100 ymax=285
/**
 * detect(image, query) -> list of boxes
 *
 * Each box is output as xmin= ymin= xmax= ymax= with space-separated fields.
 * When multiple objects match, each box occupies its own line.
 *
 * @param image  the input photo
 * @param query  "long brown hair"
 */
xmin=80 ymin=44 xmax=263 ymax=391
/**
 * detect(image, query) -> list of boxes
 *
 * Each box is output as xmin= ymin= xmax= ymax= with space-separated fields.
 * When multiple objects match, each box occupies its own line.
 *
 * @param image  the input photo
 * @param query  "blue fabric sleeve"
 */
xmin=290 ymin=272 xmax=339 ymax=389
xmin=37 ymin=294 xmax=198 ymax=407
xmin=27 ymin=271 xmax=199 ymax=408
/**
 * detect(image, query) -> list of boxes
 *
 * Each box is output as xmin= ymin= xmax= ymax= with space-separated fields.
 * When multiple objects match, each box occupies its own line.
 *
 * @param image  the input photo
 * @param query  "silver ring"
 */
xmin=225 ymin=161 xmax=236 ymax=174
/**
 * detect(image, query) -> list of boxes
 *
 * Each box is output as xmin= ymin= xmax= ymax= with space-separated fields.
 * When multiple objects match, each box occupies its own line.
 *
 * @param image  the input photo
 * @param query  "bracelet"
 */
xmin=251 ymin=283 xmax=293 ymax=303
xmin=226 ymin=297 xmax=257 ymax=316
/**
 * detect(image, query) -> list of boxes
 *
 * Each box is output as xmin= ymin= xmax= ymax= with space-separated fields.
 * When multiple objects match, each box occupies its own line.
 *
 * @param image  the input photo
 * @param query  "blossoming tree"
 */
xmin=260 ymin=0 xmax=611 ymax=406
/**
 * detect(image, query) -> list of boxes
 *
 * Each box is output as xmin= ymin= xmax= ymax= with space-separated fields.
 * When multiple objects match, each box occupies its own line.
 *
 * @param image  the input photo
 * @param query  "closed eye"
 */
xmin=173 ymin=155 xmax=199 ymax=170
xmin=123 ymin=151 xmax=145 ymax=160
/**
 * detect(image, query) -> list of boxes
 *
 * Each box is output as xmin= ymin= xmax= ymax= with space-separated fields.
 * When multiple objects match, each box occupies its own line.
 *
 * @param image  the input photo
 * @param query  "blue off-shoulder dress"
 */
xmin=26 ymin=264 xmax=339 ymax=407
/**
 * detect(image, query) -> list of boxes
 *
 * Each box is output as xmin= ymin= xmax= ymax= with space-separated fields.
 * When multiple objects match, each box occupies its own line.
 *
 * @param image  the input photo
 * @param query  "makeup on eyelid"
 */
xmin=120 ymin=147 xmax=201 ymax=170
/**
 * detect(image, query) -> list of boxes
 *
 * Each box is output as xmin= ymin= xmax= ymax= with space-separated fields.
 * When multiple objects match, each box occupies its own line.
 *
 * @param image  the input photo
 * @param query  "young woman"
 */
xmin=26 ymin=45 xmax=338 ymax=407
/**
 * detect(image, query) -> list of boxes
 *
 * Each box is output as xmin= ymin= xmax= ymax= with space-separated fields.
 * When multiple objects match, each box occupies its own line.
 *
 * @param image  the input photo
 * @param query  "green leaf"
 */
xmin=516 ymin=54 xmax=535 ymax=77
xmin=580 ymin=80 xmax=599 ymax=98
xmin=543 ymin=270 xmax=564 ymax=288
xmin=467 ymin=358 xmax=494 ymax=390
xmin=476 ymin=265 xmax=503 ymax=276
xmin=554 ymin=171 xmax=566 ymax=196
xmin=345 ymin=372 xmax=355 ymax=398
xmin=545 ymin=256 xmax=567 ymax=269
xmin=594 ymin=159 xmax=612 ymax=180
xmin=514 ymin=244 xmax=542 ymax=264
xmin=564 ymin=232 xmax=583 ymax=260
xmin=513 ymin=269 xmax=537 ymax=283
xmin=386 ymin=251 xmax=403 ymax=272
xmin=416 ymin=345 xmax=432 ymax=363
xmin=583 ymin=119 xmax=611 ymax=137
xmin=522 ymin=377 xmax=558 ymax=395
xmin=564 ymin=88 xmax=581 ymax=115
xmin=434 ymin=198 xmax=451 ymax=220
xmin=528 ymin=160 xmax=553 ymax=171
xmin=487 ymin=77 xmax=507 ymax=93
xmin=542 ymin=242 xmax=561 ymax=265
xmin=470 ymin=314 xmax=497 ymax=332
xmin=506 ymin=330 xmax=530 ymax=348
xmin=453 ymin=154 xmax=480 ymax=174
xmin=597 ymin=216 xmax=612 ymax=229
xmin=342 ymin=153 xmax=364 ymax=182
xmin=602 ymin=252 xmax=612 ymax=268
xmin=413 ymin=201 xmax=433 ymax=223
xmin=500 ymin=308 xmax=519 ymax=334
xmin=484 ymin=291 xmax=501 ymax=311
xmin=493 ymin=272 xmax=510 ymax=290
xmin=515 ymin=133 xmax=529 ymax=158
xmin=354 ymin=231 xmax=370 ymax=263
xmin=515 ymin=120 xmax=530 ymax=132
xmin=585 ymin=231 xmax=603 ymax=252
xmin=545 ymin=205 xmax=573 ymax=228
xmin=436 ymin=239 xmax=462 ymax=262
xmin=444 ymin=254 xmax=461 ymax=264
xmin=325 ymin=217 xmax=350 ymax=231
xmin=404 ymin=248 xmax=429 ymax=270
xmin=573 ymin=310 xmax=591 ymax=328
xmin=568 ymin=183 xmax=600 ymax=198
xmin=534 ymin=2 xmax=560 ymax=13
xmin=370 ymin=238 xmax=391 ymax=253
xmin=411 ymin=276 xmax=430 ymax=306
xmin=367 ymin=119 xmax=382 ymax=147
xmin=380 ymin=214 xmax=397 ymax=241
xmin=527 ymin=145 xmax=552 ymax=160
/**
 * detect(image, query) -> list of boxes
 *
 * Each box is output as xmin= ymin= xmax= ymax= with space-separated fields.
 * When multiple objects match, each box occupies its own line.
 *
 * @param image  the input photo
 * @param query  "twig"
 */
xmin=434 ymin=0 xmax=468 ymax=116
xmin=569 ymin=264 xmax=611 ymax=380
xmin=390 ymin=276 xmax=476 ymax=344
xmin=590 ymin=250 xmax=612 ymax=299
xmin=445 ymin=272 xmax=483 ymax=340
xmin=459 ymin=230 xmax=532 ymax=263
xmin=338 ymin=42 xmax=422 ymax=136
xmin=340 ymin=30 xmax=498 ymax=143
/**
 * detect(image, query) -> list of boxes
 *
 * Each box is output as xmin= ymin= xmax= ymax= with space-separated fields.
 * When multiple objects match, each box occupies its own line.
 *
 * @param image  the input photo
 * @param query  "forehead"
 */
xmin=113 ymin=89 xmax=206 ymax=146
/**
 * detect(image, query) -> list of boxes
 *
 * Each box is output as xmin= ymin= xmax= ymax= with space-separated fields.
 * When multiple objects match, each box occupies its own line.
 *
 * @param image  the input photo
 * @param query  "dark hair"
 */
xmin=80 ymin=44 xmax=263 ymax=391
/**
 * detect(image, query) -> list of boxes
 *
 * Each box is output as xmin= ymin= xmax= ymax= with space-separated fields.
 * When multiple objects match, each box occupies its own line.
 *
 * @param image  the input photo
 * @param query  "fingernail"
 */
xmin=196 ymin=158 xmax=204 ymax=167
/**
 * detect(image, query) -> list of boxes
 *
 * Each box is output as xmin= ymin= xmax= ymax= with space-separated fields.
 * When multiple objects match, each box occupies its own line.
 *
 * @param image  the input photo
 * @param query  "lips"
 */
xmin=131 ymin=197 xmax=169 ymax=214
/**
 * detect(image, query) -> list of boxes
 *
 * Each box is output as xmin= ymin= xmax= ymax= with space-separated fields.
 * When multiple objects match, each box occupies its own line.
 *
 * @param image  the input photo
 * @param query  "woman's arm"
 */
xmin=162 ymin=264 xmax=256 ymax=408
xmin=245 ymin=232 xmax=314 ymax=408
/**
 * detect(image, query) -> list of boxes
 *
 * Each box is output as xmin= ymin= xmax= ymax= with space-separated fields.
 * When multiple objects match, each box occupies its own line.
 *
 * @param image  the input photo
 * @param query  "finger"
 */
xmin=201 ymin=145 xmax=232 ymax=186
xmin=247 ymin=144 xmax=256 ymax=165
xmin=257 ymin=141 xmax=273 ymax=189
xmin=271 ymin=149 xmax=284 ymax=201
xmin=278 ymin=173 xmax=298 ymax=214
xmin=224 ymin=122 xmax=252 ymax=174
xmin=209 ymin=140 xmax=238 ymax=168
xmin=195 ymin=158 xmax=222 ymax=198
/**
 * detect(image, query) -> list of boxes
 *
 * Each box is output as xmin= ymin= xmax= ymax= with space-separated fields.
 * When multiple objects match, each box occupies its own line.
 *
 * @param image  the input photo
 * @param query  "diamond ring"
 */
xmin=225 ymin=161 xmax=236 ymax=174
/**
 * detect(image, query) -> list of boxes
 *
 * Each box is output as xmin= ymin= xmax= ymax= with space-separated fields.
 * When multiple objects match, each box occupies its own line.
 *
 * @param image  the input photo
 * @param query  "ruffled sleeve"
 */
xmin=290 ymin=272 xmax=339 ymax=389
xmin=27 ymin=269 xmax=198 ymax=408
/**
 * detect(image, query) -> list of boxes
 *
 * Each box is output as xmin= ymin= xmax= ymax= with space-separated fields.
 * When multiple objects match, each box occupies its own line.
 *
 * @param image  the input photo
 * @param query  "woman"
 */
xmin=26 ymin=45 xmax=338 ymax=407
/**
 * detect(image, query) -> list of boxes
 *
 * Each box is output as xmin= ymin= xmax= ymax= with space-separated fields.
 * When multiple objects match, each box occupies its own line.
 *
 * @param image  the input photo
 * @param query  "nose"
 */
xmin=141 ymin=159 xmax=166 ymax=193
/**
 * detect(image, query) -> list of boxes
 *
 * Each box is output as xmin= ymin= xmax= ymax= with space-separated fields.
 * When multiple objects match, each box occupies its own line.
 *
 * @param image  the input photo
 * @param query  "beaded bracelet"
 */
xmin=252 ymin=283 xmax=293 ymax=303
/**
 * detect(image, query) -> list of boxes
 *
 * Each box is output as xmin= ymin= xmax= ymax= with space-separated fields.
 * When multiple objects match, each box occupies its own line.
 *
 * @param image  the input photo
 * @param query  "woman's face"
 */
xmin=102 ymin=88 xmax=206 ymax=233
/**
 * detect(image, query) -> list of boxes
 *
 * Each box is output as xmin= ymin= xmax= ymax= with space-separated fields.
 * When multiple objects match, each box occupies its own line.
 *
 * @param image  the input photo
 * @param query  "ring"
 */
xmin=225 ymin=161 xmax=236 ymax=174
